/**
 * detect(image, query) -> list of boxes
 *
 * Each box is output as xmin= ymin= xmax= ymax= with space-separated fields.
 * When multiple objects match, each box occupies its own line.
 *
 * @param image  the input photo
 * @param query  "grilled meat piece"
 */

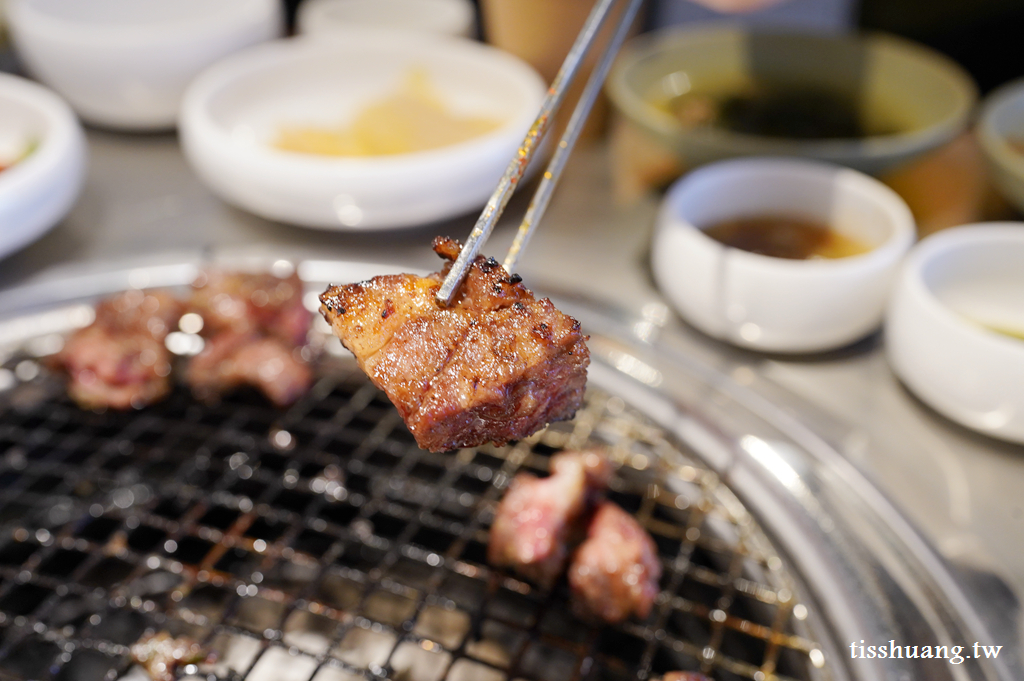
xmin=60 ymin=327 xmax=170 ymax=409
xmin=488 ymin=450 xmax=609 ymax=588
xmin=661 ymin=673 xmax=712 ymax=681
xmin=186 ymin=270 xmax=313 ymax=406
xmin=189 ymin=269 xmax=310 ymax=347
xmin=187 ymin=332 xmax=312 ymax=407
xmin=56 ymin=270 xmax=315 ymax=410
xmin=130 ymin=631 xmax=207 ymax=681
xmin=319 ymin=237 xmax=589 ymax=452
xmin=568 ymin=501 xmax=662 ymax=623
xmin=55 ymin=290 xmax=182 ymax=409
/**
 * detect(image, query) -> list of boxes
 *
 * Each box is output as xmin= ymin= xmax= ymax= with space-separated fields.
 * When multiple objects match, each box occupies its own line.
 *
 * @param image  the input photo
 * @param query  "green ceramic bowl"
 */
xmin=607 ymin=27 xmax=977 ymax=175
xmin=977 ymin=78 xmax=1024 ymax=214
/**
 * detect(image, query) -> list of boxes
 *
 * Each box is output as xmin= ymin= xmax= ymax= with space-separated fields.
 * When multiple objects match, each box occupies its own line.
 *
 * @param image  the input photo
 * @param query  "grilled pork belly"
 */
xmin=568 ymin=501 xmax=662 ymax=623
xmin=318 ymin=237 xmax=589 ymax=452
xmin=488 ymin=450 xmax=609 ymax=588
xmin=56 ymin=290 xmax=182 ymax=410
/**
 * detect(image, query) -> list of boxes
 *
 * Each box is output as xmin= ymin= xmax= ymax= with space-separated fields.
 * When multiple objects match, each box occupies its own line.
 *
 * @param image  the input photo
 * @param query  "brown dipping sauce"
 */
xmin=702 ymin=216 xmax=871 ymax=260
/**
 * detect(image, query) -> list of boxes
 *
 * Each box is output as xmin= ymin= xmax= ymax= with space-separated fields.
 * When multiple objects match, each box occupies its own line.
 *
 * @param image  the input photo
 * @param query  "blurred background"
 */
xmin=276 ymin=0 xmax=1024 ymax=92
xmin=0 ymin=2 xmax=1021 ymax=680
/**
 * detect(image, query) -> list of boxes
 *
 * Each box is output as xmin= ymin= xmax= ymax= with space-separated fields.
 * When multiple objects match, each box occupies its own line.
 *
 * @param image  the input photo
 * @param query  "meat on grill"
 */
xmin=318 ymin=236 xmax=589 ymax=452
xmin=56 ymin=269 xmax=314 ymax=410
xmin=488 ymin=450 xmax=610 ymax=588
xmin=661 ymin=674 xmax=712 ymax=681
xmin=568 ymin=501 xmax=662 ymax=623
xmin=188 ymin=269 xmax=310 ymax=346
xmin=186 ymin=332 xmax=312 ymax=408
xmin=186 ymin=270 xmax=313 ymax=405
xmin=55 ymin=290 xmax=182 ymax=409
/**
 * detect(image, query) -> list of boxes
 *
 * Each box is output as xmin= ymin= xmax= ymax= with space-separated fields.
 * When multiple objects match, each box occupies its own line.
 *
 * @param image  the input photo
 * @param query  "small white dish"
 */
xmin=887 ymin=224 xmax=1024 ymax=443
xmin=652 ymin=157 xmax=915 ymax=353
xmin=977 ymin=78 xmax=1024 ymax=215
xmin=179 ymin=31 xmax=545 ymax=230
xmin=297 ymin=0 xmax=475 ymax=39
xmin=5 ymin=0 xmax=282 ymax=130
xmin=0 ymin=73 xmax=85 ymax=260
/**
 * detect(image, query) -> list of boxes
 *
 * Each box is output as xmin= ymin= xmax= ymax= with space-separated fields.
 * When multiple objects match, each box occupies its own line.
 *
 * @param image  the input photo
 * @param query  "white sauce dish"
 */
xmin=652 ymin=157 xmax=915 ymax=353
xmin=977 ymin=78 xmax=1024 ymax=215
xmin=887 ymin=223 xmax=1024 ymax=443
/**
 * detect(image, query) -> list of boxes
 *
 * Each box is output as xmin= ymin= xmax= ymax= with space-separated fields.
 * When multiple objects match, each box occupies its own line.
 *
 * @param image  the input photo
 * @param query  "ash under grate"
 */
xmin=0 ymin=354 xmax=828 ymax=681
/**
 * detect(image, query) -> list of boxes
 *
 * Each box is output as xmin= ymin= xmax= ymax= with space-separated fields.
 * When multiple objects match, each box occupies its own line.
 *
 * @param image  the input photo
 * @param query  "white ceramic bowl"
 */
xmin=887 ymin=224 xmax=1024 ymax=443
xmin=977 ymin=78 xmax=1024 ymax=215
xmin=652 ymin=158 xmax=915 ymax=353
xmin=179 ymin=32 xmax=545 ymax=230
xmin=297 ymin=0 xmax=475 ymax=39
xmin=0 ymin=73 xmax=85 ymax=260
xmin=5 ymin=0 xmax=282 ymax=130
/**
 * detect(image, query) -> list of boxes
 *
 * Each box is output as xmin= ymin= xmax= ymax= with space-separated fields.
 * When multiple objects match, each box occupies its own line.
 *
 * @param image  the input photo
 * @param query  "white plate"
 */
xmin=179 ymin=31 xmax=545 ymax=230
xmin=887 ymin=223 xmax=1024 ymax=443
xmin=0 ymin=73 xmax=85 ymax=261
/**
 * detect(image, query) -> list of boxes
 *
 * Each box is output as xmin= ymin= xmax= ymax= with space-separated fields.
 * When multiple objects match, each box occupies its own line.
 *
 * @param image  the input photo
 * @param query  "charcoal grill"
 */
xmin=0 ymin=259 xmax=1013 ymax=681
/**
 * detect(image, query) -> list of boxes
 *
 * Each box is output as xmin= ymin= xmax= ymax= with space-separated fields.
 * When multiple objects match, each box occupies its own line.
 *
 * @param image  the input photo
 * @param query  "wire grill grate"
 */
xmin=0 ymin=353 xmax=827 ymax=681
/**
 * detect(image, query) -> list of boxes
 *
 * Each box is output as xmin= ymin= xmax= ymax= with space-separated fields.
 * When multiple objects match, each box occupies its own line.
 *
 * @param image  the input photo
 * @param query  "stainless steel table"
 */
xmin=2 ymin=126 xmax=1023 ymax=663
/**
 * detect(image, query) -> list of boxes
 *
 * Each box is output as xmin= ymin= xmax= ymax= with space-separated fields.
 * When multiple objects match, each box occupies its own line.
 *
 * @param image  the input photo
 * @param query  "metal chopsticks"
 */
xmin=504 ymin=0 xmax=645 ymax=274
xmin=435 ymin=0 xmax=642 ymax=306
